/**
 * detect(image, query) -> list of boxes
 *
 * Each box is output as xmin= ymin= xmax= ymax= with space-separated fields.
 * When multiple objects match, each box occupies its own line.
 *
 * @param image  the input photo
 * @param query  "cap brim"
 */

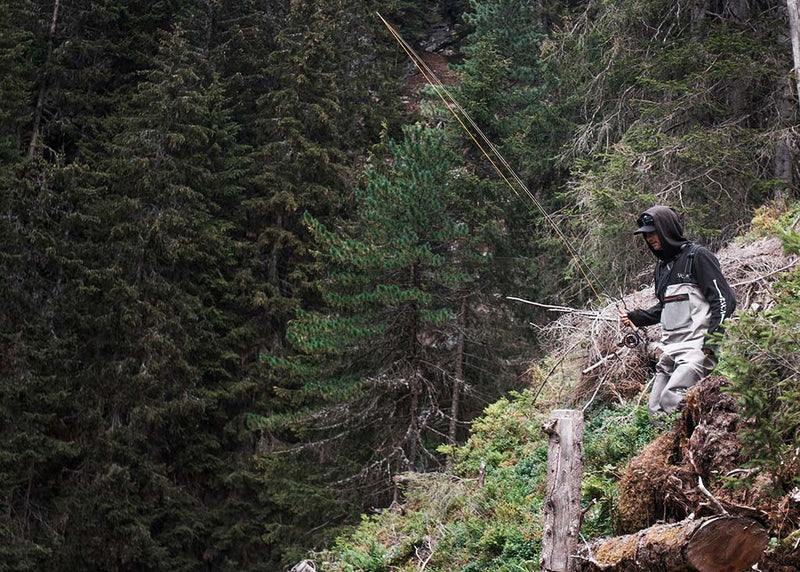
xmin=633 ymin=225 xmax=656 ymax=234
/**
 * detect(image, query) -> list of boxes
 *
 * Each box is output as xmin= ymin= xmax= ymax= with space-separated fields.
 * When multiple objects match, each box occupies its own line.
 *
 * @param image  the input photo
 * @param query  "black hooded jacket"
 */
xmin=626 ymin=206 xmax=737 ymax=352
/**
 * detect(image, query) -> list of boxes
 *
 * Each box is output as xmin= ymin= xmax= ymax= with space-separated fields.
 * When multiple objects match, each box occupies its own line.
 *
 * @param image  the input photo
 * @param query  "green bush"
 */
xmin=581 ymin=404 xmax=657 ymax=537
xmin=719 ymin=255 xmax=800 ymax=492
xmin=316 ymin=392 xmax=662 ymax=570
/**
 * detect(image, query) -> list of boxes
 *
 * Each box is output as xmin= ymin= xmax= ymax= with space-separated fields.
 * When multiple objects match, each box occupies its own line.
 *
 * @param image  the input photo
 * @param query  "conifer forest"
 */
xmin=2 ymin=1 xmax=799 ymax=570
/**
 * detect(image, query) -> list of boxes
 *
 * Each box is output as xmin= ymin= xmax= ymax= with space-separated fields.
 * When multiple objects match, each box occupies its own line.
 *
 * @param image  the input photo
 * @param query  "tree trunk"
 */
xmin=541 ymin=409 xmax=584 ymax=572
xmin=406 ymin=262 xmax=422 ymax=470
xmin=575 ymin=515 xmax=769 ymax=572
xmin=774 ymin=75 xmax=795 ymax=203
xmin=725 ymin=0 xmax=749 ymax=21
xmin=407 ymin=374 xmax=420 ymax=470
xmin=28 ymin=0 xmax=61 ymax=158
xmin=788 ymin=0 xmax=800 ymax=103
xmin=446 ymin=297 xmax=467 ymax=470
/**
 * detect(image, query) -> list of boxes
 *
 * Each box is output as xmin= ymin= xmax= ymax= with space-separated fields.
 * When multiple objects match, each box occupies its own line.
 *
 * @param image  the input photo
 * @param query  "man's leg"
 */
xmin=648 ymin=353 xmax=675 ymax=419
xmin=658 ymin=350 xmax=716 ymax=414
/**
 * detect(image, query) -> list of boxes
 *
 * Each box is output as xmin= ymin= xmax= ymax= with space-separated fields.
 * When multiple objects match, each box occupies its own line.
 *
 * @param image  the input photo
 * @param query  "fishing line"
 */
xmin=377 ymin=12 xmax=614 ymax=303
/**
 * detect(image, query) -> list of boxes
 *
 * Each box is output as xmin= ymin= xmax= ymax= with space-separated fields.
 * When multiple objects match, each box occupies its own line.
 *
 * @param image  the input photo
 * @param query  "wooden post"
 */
xmin=541 ymin=409 xmax=584 ymax=572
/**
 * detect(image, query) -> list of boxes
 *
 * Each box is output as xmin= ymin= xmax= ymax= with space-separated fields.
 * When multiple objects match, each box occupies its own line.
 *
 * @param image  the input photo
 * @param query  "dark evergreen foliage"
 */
xmin=0 ymin=0 xmax=34 ymax=162
xmin=0 ymin=0 xmax=795 ymax=569
xmin=446 ymin=0 xmax=575 ymax=302
xmin=2 ymin=0 xmax=411 ymax=568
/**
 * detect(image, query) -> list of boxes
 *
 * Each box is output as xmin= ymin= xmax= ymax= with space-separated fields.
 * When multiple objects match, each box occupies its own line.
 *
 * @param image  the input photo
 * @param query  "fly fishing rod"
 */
xmin=377 ymin=13 xmax=645 ymax=348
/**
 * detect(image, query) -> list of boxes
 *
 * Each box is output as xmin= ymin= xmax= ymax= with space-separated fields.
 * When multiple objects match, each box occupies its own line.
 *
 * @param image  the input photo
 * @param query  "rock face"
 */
xmin=614 ymin=375 xmax=800 ymax=571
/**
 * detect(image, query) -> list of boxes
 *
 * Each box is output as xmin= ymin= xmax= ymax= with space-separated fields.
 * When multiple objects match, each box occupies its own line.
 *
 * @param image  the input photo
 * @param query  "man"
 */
xmin=619 ymin=206 xmax=737 ymax=421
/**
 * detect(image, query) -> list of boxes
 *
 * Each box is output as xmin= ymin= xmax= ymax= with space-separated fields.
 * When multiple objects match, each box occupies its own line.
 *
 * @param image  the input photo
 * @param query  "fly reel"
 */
xmin=622 ymin=331 xmax=641 ymax=348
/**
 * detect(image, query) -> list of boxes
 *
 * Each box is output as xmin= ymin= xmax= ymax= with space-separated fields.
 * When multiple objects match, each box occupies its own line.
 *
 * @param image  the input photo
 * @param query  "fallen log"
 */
xmin=575 ymin=515 xmax=769 ymax=572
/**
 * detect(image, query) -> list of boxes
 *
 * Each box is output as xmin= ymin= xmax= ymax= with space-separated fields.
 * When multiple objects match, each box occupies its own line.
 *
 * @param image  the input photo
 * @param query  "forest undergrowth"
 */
xmin=307 ymin=205 xmax=800 ymax=571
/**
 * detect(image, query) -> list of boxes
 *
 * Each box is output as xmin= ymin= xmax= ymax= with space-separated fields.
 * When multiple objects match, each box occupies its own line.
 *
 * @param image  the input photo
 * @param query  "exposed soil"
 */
xmin=402 ymin=51 xmax=459 ymax=112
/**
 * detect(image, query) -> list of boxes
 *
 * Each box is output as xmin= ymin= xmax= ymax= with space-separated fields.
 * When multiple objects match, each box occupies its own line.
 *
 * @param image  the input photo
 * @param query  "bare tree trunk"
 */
xmin=690 ymin=0 xmax=709 ymax=36
xmin=766 ymin=1 xmax=800 ymax=203
xmin=764 ymin=1 xmax=800 ymax=204
xmin=725 ymin=0 xmax=749 ymax=21
xmin=789 ymin=0 xmax=800 ymax=103
xmin=541 ymin=409 xmax=584 ymax=572
xmin=775 ymin=75 xmax=795 ymax=203
xmin=405 ymin=373 xmax=421 ymax=471
xmin=28 ymin=0 xmax=61 ymax=158
xmin=407 ymin=263 xmax=422 ymax=470
xmin=446 ymin=297 xmax=467 ymax=471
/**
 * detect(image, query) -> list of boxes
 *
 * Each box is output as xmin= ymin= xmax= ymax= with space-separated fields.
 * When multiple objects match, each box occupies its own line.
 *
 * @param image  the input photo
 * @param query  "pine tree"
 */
xmin=451 ymin=0 xmax=564 ymax=179
xmin=252 ymin=125 xmax=508 ymax=520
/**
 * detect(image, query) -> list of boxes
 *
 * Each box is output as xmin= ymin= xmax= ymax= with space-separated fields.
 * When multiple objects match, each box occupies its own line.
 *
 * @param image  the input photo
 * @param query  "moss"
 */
xmin=593 ymin=534 xmax=639 ymax=563
xmin=616 ymin=432 xmax=677 ymax=533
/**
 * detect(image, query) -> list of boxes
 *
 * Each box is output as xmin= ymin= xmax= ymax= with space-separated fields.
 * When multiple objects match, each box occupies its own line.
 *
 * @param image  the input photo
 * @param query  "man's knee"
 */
xmin=648 ymin=357 xmax=704 ymax=422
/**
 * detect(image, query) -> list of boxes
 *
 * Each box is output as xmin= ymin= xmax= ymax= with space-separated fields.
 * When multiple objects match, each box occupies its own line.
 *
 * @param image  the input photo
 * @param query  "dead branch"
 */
xmin=697 ymin=476 xmax=729 ymax=515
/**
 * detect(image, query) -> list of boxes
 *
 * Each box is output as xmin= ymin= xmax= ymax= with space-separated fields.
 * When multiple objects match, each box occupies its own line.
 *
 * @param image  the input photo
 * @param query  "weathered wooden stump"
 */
xmin=541 ymin=409 xmax=584 ymax=572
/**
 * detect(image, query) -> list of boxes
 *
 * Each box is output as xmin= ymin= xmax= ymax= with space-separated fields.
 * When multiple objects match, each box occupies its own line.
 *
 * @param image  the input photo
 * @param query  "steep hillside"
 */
xmin=299 ymin=209 xmax=800 ymax=571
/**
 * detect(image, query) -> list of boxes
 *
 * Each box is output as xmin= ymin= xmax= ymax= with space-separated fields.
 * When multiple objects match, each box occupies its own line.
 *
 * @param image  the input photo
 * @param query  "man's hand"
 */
xmin=619 ymin=308 xmax=634 ymax=329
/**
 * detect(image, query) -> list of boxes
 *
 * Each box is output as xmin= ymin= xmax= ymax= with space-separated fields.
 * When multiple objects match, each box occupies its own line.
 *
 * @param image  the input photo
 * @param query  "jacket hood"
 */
xmin=637 ymin=206 xmax=688 ymax=260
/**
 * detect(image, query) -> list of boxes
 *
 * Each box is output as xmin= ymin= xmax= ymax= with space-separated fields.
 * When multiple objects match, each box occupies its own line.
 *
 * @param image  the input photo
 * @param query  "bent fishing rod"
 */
xmin=377 ymin=13 xmax=645 ymax=349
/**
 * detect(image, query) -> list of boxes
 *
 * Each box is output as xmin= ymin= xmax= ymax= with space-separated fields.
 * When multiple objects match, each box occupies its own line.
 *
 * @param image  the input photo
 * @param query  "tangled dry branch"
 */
xmin=531 ymin=236 xmax=797 ymax=408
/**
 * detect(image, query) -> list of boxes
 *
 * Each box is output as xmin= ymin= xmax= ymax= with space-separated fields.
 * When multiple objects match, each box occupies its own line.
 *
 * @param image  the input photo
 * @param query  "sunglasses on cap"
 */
xmin=637 ymin=213 xmax=654 ymax=228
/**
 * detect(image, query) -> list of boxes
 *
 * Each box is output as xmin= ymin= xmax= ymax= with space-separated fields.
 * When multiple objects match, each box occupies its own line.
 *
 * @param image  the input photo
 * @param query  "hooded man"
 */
xmin=619 ymin=206 xmax=737 ymax=421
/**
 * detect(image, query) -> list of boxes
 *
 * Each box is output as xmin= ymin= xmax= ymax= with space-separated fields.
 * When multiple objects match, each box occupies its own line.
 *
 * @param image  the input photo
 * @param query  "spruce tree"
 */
xmin=65 ymin=27 xmax=262 ymax=569
xmin=446 ymin=0 xmax=574 ymax=302
xmin=23 ymin=0 xmax=187 ymax=162
xmin=231 ymin=0 xmax=409 ymax=353
xmin=0 ymin=156 xmax=96 ymax=570
xmin=1 ymin=20 xmax=274 ymax=568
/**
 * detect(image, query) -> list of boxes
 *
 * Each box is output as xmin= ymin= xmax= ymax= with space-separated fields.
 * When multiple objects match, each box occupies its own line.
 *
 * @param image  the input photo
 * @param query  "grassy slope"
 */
xmin=311 ymin=393 xmax=655 ymax=571
xmin=307 ymin=206 xmax=800 ymax=572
